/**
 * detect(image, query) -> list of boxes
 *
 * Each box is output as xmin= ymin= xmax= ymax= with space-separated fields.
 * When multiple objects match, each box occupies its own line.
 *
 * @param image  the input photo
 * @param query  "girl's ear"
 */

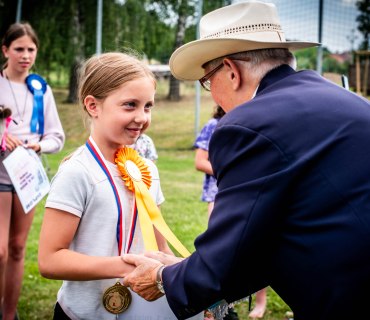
xmin=84 ymin=95 xmax=99 ymax=117
xmin=2 ymin=45 xmax=8 ymax=58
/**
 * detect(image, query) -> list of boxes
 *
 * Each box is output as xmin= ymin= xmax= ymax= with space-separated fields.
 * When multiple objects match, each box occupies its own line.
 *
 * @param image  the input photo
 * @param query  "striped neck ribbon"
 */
xmin=86 ymin=137 xmax=137 ymax=254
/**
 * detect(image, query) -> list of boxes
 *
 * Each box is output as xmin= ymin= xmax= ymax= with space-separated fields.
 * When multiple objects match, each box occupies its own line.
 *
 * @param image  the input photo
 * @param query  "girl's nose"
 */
xmin=134 ymin=109 xmax=149 ymax=124
xmin=22 ymin=49 xmax=31 ymax=59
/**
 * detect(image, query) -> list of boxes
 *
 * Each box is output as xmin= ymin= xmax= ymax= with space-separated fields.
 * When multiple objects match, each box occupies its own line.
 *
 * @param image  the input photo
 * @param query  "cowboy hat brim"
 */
xmin=169 ymin=38 xmax=319 ymax=81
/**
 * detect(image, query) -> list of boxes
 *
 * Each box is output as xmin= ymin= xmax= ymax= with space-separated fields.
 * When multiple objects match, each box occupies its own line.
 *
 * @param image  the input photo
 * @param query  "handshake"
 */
xmin=122 ymin=251 xmax=183 ymax=301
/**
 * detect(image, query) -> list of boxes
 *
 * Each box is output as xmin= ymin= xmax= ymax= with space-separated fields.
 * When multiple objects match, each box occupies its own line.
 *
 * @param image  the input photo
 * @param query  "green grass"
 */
xmin=18 ymin=81 xmax=292 ymax=319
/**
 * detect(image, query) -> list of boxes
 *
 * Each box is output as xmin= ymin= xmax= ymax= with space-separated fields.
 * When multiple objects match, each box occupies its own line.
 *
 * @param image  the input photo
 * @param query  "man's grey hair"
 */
xmin=206 ymin=48 xmax=296 ymax=83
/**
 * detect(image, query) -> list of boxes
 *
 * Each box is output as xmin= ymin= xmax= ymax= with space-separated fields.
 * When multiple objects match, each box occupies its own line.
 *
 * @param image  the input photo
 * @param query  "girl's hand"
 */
xmin=24 ymin=142 xmax=41 ymax=153
xmin=5 ymin=134 xmax=23 ymax=151
xmin=144 ymin=251 xmax=183 ymax=265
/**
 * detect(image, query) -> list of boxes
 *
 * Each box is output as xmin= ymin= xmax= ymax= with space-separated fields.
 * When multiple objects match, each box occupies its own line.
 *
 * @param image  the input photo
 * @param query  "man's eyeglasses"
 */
xmin=199 ymin=63 xmax=224 ymax=91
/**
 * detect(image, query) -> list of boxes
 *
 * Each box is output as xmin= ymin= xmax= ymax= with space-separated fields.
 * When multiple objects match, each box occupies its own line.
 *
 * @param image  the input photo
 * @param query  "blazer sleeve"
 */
xmin=162 ymin=123 xmax=291 ymax=319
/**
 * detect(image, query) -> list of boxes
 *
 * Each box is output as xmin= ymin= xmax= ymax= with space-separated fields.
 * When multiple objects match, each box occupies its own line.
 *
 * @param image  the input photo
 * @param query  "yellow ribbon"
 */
xmin=115 ymin=147 xmax=190 ymax=258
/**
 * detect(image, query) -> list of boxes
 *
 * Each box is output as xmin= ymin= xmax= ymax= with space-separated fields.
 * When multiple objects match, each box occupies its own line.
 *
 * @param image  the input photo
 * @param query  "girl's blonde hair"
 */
xmin=78 ymin=51 xmax=156 ymax=113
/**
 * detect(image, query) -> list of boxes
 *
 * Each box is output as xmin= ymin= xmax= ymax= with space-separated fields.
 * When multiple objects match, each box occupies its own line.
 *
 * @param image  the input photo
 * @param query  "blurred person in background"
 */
xmin=0 ymin=22 xmax=64 ymax=320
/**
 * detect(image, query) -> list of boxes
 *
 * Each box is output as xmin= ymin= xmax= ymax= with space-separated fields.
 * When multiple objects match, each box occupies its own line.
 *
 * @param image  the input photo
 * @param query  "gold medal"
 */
xmin=102 ymin=281 xmax=132 ymax=314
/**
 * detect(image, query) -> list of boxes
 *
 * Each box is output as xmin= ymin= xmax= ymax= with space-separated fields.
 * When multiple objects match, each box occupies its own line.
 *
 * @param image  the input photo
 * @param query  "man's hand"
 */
xmin=122 ymin=254 xmax=164 ymax=301
xmin=144 ymin=251 xmax=183 ymax=265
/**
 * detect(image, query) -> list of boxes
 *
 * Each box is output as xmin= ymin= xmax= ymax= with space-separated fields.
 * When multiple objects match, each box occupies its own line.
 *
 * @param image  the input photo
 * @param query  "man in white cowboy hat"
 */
xmin=122 ymin=1 xmax=370 ymax=319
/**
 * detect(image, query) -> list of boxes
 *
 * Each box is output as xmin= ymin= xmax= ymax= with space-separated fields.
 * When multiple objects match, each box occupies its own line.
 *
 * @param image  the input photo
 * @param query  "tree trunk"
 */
xmin=66 ymin=0 xmax=85 ymax=103
xmin=167 ymin=0 xmax=188 ymax=101
xmin=66 ymin=60 xmax=82 ymax=103
xmin=168 ymin=75 xmax=181 ymax=101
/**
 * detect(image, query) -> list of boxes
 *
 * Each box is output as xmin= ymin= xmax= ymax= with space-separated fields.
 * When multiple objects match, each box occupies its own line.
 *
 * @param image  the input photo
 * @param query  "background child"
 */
xmin=38 ymin=51 xmax=202 ymax=320
xmin=194 ymin=105 xmax=225 ymax=217
xmin=131 ymin=133 xmax=158 ymax=161
xmin=0 ymin=22 xmax=65 ymax=320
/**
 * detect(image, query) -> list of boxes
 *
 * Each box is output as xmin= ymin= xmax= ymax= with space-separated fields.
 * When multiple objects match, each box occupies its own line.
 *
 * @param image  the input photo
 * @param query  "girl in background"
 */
xmin=131 ymin=133 xmax=158 ymax=162
xmin=0 ymin=22 xmax=65 ymax=320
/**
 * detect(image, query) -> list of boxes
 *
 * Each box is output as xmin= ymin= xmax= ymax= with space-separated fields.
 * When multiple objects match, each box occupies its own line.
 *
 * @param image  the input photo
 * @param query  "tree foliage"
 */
xmin=0 ymin=1 xmax=176 ymax=79
xmin=356 ymin=0 xmax=370 ymax=50
xmin=0 ymin=0 xmax=358 ymax=100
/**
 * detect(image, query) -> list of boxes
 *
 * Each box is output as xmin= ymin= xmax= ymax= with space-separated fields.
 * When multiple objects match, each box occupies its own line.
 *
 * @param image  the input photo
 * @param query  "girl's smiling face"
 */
xmin=87 ymin=76 xmax=155 ymax=152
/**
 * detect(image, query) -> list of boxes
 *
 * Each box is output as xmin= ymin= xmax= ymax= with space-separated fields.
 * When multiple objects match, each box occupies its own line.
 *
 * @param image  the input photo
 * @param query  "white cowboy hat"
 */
xmin=169 ymin=1 xmax=319 ymax=81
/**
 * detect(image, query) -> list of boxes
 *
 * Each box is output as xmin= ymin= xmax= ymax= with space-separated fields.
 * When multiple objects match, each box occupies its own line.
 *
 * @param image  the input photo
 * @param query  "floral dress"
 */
xmin=194 ymin=118 xmax=219 ymax=202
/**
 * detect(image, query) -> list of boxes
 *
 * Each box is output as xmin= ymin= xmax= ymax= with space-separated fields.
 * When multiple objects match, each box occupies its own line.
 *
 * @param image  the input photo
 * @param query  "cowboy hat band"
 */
xmin=169 ymin=1 xmax=319 ymax=81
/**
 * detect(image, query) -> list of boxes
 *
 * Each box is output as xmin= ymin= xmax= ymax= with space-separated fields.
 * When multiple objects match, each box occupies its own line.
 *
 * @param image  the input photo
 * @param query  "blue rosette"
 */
xmin=26 ymin=74 xmax=47 ymax=135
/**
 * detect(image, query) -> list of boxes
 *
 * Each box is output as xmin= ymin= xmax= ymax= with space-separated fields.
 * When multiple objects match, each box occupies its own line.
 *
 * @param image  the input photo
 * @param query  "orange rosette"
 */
xmin=115 ymin=147 xmax=190 ymax=257
xmin=116 ymin=147 xmax=151 ymax=191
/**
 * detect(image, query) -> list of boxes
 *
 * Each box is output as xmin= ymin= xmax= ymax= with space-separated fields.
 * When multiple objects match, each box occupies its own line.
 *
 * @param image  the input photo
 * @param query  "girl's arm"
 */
xmin=195 ymin=148 xmax=213 ymax=175
xmin=38 ymin=207 xmax=135 ymax=281
xmin=154 ymin=227 xmax=174 ymax=255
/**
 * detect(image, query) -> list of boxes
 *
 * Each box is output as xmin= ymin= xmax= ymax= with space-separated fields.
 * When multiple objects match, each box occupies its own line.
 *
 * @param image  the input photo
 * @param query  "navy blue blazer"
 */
xmin=163 ymin=65 xmax=370 ymax=319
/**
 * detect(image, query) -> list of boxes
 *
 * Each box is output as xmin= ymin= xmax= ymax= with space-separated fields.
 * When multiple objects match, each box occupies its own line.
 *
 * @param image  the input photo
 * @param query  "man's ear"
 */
xmin=223 ymin=58 xmax=242 ymax=91
xmin=84 ymin=95 xmax=99 ymax=117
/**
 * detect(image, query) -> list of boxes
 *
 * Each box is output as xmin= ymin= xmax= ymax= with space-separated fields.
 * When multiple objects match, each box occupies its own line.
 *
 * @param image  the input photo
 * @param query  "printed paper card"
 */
xmin=3 ymin=146 xmax=50 ymax=213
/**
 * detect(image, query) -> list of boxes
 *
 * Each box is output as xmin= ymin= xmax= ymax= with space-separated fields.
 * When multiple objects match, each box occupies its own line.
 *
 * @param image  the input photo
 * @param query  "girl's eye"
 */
xmin=124 ymin=102 xmax=136 ymax=108
xmin=14 ymin=48 xmax=35 ymax=53
xmin=145 ymin=103 xmax=154 ymax=110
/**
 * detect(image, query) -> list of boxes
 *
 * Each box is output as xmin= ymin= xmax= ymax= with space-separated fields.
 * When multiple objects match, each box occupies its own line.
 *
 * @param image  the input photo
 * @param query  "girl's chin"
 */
xmin=123 ymin=138 xmax=138 ymax=146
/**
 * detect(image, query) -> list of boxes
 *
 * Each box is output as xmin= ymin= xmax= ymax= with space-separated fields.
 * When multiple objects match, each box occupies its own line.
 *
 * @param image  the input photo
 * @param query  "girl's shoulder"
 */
xmin=143 ymin=158 xmax=160 ymax=180
xmin=197 ymin=118 xmax=219 ymax=140
xmin=56 ymin=146 xmax=88 ymax=175
xmin=206 ymin=117 xmax=219 ymax=127
xmin=53 ymin=145 xmax=108 ymax=186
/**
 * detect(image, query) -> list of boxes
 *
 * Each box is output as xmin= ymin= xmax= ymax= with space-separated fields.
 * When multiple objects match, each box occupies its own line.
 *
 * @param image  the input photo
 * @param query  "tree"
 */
xmin=67 ymin=0 xmax=87 ymax=103
xmin=0 ymin=0 xmax=232 ymax=102
xmin=157 ymin=0 xmax=225 ymax=101
xmin=356 ymin=0 xmax=370 ymax=95
xmin=167 ymin=0 xmax=193 ymax=101
xmin=356 ymin=0 xmax=370 ymax=50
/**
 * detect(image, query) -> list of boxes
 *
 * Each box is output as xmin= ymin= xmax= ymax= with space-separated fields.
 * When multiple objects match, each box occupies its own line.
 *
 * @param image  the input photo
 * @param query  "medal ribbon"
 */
xmin=30 ymin=89 xmax=44 ymax=134
xmin=125 ymin=201 xmax=138 ymax=254
xmin=86 ymin=137 xmax=137 ymax=254
xmin=26 ymin=74 xmax=47 ymax=135
xmin=115 ymin=147 xmax=191 ymax=257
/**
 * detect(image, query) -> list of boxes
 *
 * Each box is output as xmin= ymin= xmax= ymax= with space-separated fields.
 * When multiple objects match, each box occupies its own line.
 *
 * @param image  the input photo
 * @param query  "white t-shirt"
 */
xmin=45 ymin=143 xmax=203 ymax=320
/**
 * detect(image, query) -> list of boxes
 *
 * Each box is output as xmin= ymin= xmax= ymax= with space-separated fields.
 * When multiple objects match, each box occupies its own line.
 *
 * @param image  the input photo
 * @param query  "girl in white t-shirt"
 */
xmin=38 ymin=52 xmax=202 ymax=320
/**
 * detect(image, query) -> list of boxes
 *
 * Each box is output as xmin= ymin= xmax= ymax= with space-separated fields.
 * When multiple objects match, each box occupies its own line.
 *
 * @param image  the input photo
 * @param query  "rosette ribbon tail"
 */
xmin=133 ymin=182 xmax=159 ymax=252
xmin=134 ymin=180 xmax=191 ymax=258
xmin=115 ymin=147 xmax=191 ymax=258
